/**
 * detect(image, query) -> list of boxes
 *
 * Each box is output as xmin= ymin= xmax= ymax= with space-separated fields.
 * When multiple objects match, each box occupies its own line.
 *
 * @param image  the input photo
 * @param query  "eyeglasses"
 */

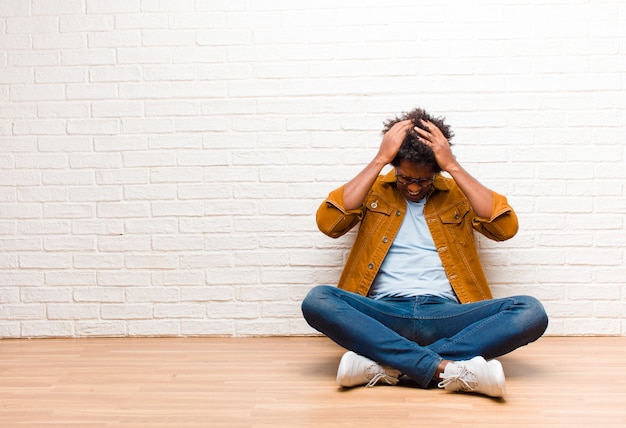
xmin=395 ymin=170 xmax=435 ymax=187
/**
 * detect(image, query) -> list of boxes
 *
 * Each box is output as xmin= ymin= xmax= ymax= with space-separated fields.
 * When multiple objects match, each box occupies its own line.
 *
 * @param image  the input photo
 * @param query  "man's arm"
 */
xmin=416 ymin=119 xmax=494 ymax=218
xmin=342 ymin=120 xmax=413 ymax=210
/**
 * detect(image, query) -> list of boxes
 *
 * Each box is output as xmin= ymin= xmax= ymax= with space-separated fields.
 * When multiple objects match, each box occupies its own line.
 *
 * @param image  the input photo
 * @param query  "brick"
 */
xmin=114 ymin=13 xmax=167 ymax=30
xmin=150 ymin=167 xmax=203 ymax=183
xmin=71 ymin=219 xmax=123 ymax=236
xmin=0 ymin=170 xmax=41 ymax=186
xmin=11 ymin=84 xmax=65 ymax=101
xmin=48 ymin=303 xmax=99 ymax=320
xmin=45 ymin=271 xmax=96 ymax=286
xmin=142 ymin=30 xmax=195 ymax=46
xmin=73 ymin=254 xmax=124 ymax=270
xmin=69 ymin=186 xmax=122 ymax=202
xmin=123 ymin=118 xmax=174 ymax=134
xmin=96 ymin=169 xmax=148 ymax=185
xmin=13 ymin=119 xmax=66 ymax=135
xmin=44 ymin=236 xmax=95 ymax=251
xmin=123 ymin=218 xmax=177 ymax=234
xmin=62 ymin=50 xmax=116 ymax=66
xmin=126 ymin=287 xmax=179 ymax=303
xmin=0 ymin=304 xmax=45 ymax=320
xmin=97 ymin=235 xmax=151 ymax=251
xmin=19 ymin=254 xmax=72 ymax=269
xmin=38 ymin=102 xmax=90 ymax=118
xmin=207 ymin=302 xmax=259 ymax=319
xmin=0 ymin=0 xmax=30 ymax=16
xmin=6 ymin=16 xmax=59 ymax=34
xmin=88 ymin=31 xmax=141 ymax=48
xmin=141 ymin=0 xmax=194 ymax=12
xmin=88 ymin=67 xmax=141 ymax=83
xmin=124 ymin=254 xmax=178 ymax=269
xmin=0 ymin=237 xmax=41 ymax=251
xmin=154 ymin=303 xmax=205 ymax=319
xmin=86 ymin=0 xmax=139 ymax=14
xmin=67 ymin=119 xmax=120 ymax=136
xmin=128 ymin=320 xmax=180 ymax=336
xmin=21 ymin=321 xmax=74 ymax=338
xmin=143 ymin=65 xmax=196 ymax=81
xmin=0 ymin=323 xmax=20 ymax=338
xmin=92 ymin=101 xmax=144 ymax=118
xmin=32 ymin=0 xmax=83 ymax=15
xmin=43 ymin=203 xmax=93 ymax=219
xmin=152 ymin=235 xmax=204 ymax=251
xmin=17 ymin=220 xmax=71 ymax=235
xmin=117 ymin=48 xmax=171 ymax=65
xmin=33 ymin=33 xmax=84 ymax=50
xmin=101 ymin=304 xmax=152 ymax=320
xmin=69 ymin=153 xmax=121 ymax=169
xmin=152 ymin=271 xmax=204 ymax=287
xmin=235 ymin=319 xmax=290 ymax=336
xmin=60 ymin=15 xmax=114 ymax=33
xmin=181 ymin=320 xmax=233 ymax=336
xmin=73 ymin=288 xmax=125 ymax=303
xmin=0 ymin=272 xmax=44 ymax=286
xmin=75 ymin=321 xmax=127 ymax=337
xmin=123 ymin=184 xmax=177 ymax=200
xmin=95 ymin=136 xmax=147 ymax=152
xmin=38 ymin=136 xmax=91 ymax=152
xmin=181 ymin=286 xmax=234 ymax=302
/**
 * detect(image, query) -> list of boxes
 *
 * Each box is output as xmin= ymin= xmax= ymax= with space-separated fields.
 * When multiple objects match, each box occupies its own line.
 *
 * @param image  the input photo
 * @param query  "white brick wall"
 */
xmin=1 ymin=0 xmax=625 ymax=338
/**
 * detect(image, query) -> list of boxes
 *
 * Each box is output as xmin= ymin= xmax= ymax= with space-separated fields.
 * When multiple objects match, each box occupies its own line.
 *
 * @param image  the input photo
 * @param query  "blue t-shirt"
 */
xmin=368 ymin=198 xmax=458 ymax=302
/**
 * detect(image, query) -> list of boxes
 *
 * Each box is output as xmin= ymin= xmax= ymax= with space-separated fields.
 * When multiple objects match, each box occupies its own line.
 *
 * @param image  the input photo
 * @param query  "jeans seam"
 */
xmin=341 ymin=294 xmax=416 ymax=319
xmin=433 ymin=309 xmax=508 ymax=355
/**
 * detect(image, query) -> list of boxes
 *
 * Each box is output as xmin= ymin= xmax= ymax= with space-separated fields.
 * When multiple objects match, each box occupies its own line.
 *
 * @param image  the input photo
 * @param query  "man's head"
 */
xmin=383 ymin=107 xmax=454 ymax=172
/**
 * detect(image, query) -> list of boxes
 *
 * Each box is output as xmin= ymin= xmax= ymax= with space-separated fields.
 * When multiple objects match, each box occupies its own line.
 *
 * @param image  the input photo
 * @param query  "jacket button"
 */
xmin=396 ymin=210 xmax=401 ymax=216
xmin=371 ymin=201 xmax=378 ymax=209
xmin=367 ymin=263 xmax=374 ymax=269
xmin=382 ymin=237 xmax=388 ymax=243
xmin=438 ymin=246 xmax=447 ymax=252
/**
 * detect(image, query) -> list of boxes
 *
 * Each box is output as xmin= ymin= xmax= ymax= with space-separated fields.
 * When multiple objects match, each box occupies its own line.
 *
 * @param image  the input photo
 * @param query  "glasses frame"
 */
xmin=394 ymin=170 xmax=436 ymax=188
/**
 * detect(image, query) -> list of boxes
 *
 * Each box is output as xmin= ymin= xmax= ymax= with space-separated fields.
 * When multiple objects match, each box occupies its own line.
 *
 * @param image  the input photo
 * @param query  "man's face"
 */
xmin=395 ymin=160 xmax=436 ymax=203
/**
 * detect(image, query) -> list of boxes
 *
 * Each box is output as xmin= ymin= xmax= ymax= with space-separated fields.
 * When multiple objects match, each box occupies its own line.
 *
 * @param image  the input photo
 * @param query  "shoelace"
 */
xmin=438 ymin=365 xmax=477 ymax=392
xmin=365 ymin=367 xmax=399 ymax=387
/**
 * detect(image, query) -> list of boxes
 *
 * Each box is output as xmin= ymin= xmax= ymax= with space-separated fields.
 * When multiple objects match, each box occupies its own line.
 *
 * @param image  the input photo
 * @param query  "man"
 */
xmin=301 ymin=108 xmax=548 ymax=398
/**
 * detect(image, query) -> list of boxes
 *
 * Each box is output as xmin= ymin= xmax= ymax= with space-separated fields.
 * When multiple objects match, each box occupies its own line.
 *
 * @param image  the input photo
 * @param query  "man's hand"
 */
xmin=341 ymin=119 xmax=413 ymax=210
xmin=376 ymin=119 xmax=413 ymax=165
xmin=416 ymin=119 xmax=494 ymax=217
xmin=415 ymin=119 xmax=457 ymax=172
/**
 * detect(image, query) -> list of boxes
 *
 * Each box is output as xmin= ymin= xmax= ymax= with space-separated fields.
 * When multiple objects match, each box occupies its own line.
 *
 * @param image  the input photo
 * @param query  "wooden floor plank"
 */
xmin=1 ymin=336 xmax=625 ymax=427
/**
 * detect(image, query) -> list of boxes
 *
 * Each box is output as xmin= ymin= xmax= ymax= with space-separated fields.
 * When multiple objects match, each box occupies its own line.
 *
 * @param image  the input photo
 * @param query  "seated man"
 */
xmin=301 ymin=108 xmax=548 ymax=398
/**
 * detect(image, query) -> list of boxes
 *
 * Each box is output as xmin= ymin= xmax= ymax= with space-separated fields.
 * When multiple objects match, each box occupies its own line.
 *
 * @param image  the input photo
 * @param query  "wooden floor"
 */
xmin=1 ymin=336 xmax=625 ymax=427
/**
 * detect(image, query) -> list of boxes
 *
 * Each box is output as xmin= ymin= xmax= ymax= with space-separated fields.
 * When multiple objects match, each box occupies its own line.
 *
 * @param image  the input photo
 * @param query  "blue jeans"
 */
xmin=301 ymin=285 xmax=548 ymax=388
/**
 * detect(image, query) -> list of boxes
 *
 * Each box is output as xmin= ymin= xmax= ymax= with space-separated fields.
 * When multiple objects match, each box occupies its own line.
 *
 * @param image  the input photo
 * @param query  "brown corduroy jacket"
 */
xmin=316 ymin=169 xmax=518 ymax=303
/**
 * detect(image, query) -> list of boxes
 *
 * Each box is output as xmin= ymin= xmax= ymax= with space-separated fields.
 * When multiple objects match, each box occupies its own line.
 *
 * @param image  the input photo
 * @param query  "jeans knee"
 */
xmin=519 ymin=295 xmax=549 ymax=337
xmin=301 ymin=285 xmax=334 ymax=322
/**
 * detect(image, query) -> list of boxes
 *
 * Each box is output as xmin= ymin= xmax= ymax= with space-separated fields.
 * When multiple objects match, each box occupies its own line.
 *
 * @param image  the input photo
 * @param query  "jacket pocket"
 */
xmin=439 ymin=201 xmax=472 ymax=244
xmin=360 ymin=194 xmax=394 ymax=235
xmin=364 ymin=194 xmax=394 ymax=216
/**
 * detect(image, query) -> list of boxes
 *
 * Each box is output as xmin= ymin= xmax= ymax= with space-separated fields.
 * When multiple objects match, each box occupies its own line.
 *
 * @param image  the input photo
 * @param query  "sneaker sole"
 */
xmin=486 ymin=359 xmax=506 ymax=398
xmin=336 ymin=351 xmax=359 ymax=387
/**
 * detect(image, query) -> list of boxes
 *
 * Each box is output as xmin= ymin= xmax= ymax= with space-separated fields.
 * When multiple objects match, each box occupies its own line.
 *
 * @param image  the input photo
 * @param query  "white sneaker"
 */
xmin=438 ymin=356 xmax=506 ymax=398
xmin=336 ymin=351 xmax=402 ymax=388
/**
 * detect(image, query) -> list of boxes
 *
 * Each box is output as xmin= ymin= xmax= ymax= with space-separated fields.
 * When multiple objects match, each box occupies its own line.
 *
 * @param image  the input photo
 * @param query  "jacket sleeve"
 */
xmin=471 ymin=191 xmax=519 ymax=241
xmin=316 ymin=185 xmax=365 ymax=239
